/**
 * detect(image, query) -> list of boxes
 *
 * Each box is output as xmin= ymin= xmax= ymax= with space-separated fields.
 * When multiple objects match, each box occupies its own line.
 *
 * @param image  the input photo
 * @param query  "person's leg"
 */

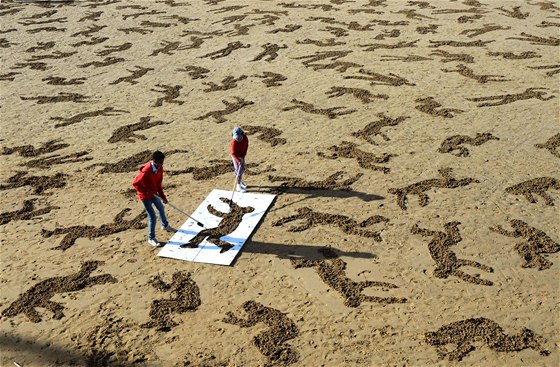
xmin=232 ymin=157 xmax=241 ymax=184
xmin=153 ymin=196 xmax=169 ymax=229
xmin=142 ymin=199 xmax=157 ymax=240
xmin=239 ymin=157 xmax=246 ymax=186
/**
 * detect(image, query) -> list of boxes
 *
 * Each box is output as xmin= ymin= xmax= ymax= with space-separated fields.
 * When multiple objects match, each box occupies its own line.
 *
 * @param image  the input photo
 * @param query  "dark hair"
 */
xmin=152 ymin=150 xmax=165 ymax=162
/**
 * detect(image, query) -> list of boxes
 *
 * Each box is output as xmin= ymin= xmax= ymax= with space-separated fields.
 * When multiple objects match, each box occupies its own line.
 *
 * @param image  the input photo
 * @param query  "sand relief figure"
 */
xmin=42 ymin=208 xmax=146 ymax=251
xmin=320 ymin=26 xmax=349 ymax=37
xmin=442 ymin=64 xmax=509 ymax=83
xmin=415 ymin=97 xmax=464 ymax=118
xmin=2 ymin=139 xmax=68 ymax=157
xmin=432 ymin=6 xmax=487 ymax=15
xmin=392 ymin=9 xmax=436 ymax=20
xmin=490 ymin=219 xmax=559 ymax=270
xmin=0 ymin=38 xmax=17 ymax=48
xmin=202 ymin=75 xmax=248 ymax=92
xmin=496 ymin=6 xmax=529 ymax=19
xmin=0 ymin=199 xmax=59 ymax=226
xmin=118 ymin=27 xmax=153 ymax=35
xmin=429 ymin=39 xmax=494 ymax=47
xmin=504 ymin=177 xmax=559 ymax=206
xmin=282 ymin=99 xmax=357 ymax=119
xmin=535 ymin=133 xmax=560 ymax=158
xmin=0 ymin=72 xmax=20 ymax=81
xmin=1 ymin=261 xmax=116 ymax=323
xmin=12 ymin=61 xmax=50 ymax=71
xmin=389 ymin=168 xmax=479 ymax=210
xmin=290 ymin=247 xmax=407 ymax=306
xmin=177 ymin=65 xmax=210 ymax=79
xmin=179 ymin=198 xmax=255 ymax=253
xmin=528 ymin=64 xmax=560 ymax=77
xmin=42 ymin=76 xmax=86 ymax=85
xmin=537 ymin=20 xmax=560 ymax=28
xmin=326 ymin=86 xmax=389 ymax=104
xmin=150 ymin=40 xmax=191 ymax=56
xmin=199 ymin=41 xmax=250 ymax=60
xmin=0 ymin=172 xmax=68 ymax=195
xmin=373 ymin=29 xmax=400 ymax=40
xmin=20 ymin=92 xmax=91 ymax=104
xmin=22 ymin=9 xmax=58 ymax=19
xmin=310 ymin=60 xmax=363 ymax=72
xmin=140 ymin=20 xmax=175 ymax=28
xmin=430 ymin=49 xmax=474 ymax=63
xmin=26 ymin=26 xmax=67 ymax=34
xmin=50 ymin=107 xmax=129 ymax=128
xmin=252 ymin=71 xmax=287 ymax=87
xmin=268 ymin=24 xmax=302 ymax=33
xmin=19 ymin=17 xmax=68 ymax=26
xmin=108 ymin=116 xmax=172 ymax=143
xmin=168 ymin=159 xmax=274 ymax=180
xmin=268 ymin=171 xmax=363 ymax=195
xmin=528 ymin=0 xmax=560 ymax=11
xmin=251 ymin=43 xmax=287 ymax=62
xmin=223 ymin=300 xmax=299 ymax=366
xmin=24 ymin=151 xmax=93 ymax=169
xmin=318 ymin=141 xmax=393 ymax=173
xmin=359 ymin=40 xmax=419 ymax=52
xmin=438 ymin=133 xmax=499 ymax=157
xmin=96 ymin=42 xmax=132 ymax=56
xmin=242 ymin=125 xmax=286 ymax=146
xmin=412 ymin=222 xmax=494 ymax=286
xmin=71 ymin=24 xmax=106 ymax=37
xmin=110 ymin=65 xmax=154 ymax=85
xmin=273 ymin=207 xmax=389 ymax=241
xmin=380 ymin=54 xmax=433 ymax=62
xmin=417 ymin=24 xmax=439 ymax=34
xmin=224 ymin=23 xmax=255 ymax=37
xmin=487 ymin=51 xmax=540 ymax=59
xmin=162 ymin=14 xmax=200 ymax=24
xmin=151 ymin=84 xmax=184 ymax=107
xmin=141 ymin=272 xmax=201 ymax=331
xmin=466 ymin=88 xmax=555 ymax=107
xmin=26 ymin=41 xmax=55 ymax=52
xmin=352 ymin=113 xmax=409 ymax=145
xmin=71 ymin=36 xmax=109 ymax=47
xmin=293 ymin=50 xmax=353 ymax=67
xmin=78 ymin=11 xmax=102 ymax=22
xmin=89 ymin=149 xmax=187 ymax=174
xmin=506 ymin=32 xmax=560 ymax=46
xmin=460 ymin=23 xmax=511 ymax=37
xmin=426 ymin=318 xmax=550 ymax=361
xmin=296 ymin=38 xmax=346 ymax=46
xmin=79 ymin=56 xmax=125 ymax=68
xmin=344 ymin=68 xmax=416 ymax=87
xmin=211 ymin=14 xmax=248 ymax=26
xmin=194 ymin=97 xmax=254 ymax=123
xmin=121 ymin=10 xmax=166 ymax=20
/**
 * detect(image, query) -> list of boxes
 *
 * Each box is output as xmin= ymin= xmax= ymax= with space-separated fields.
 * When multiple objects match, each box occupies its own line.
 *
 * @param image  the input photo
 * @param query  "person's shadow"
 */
xmin=242 ymin=240 xmax=377 ymax=261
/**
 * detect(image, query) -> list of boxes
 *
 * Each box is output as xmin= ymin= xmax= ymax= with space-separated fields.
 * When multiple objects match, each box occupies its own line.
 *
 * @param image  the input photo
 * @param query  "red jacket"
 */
xmin=132 ymin=162 xmax=167 ymax=202
xmin=231 ymin=135 xmax=249 ymax=163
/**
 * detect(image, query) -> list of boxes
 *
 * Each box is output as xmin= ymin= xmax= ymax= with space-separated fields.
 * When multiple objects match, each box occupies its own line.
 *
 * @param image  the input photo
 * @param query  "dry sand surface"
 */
xmin=0 ymin=0 xmax=559 ymax=366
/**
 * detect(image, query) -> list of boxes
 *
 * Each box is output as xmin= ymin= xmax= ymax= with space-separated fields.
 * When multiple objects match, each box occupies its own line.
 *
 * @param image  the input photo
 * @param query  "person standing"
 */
xmin=231 ymin=127 xmax=249 ymax=193
xmin=132 ymin=150 xmax=176 ymax=247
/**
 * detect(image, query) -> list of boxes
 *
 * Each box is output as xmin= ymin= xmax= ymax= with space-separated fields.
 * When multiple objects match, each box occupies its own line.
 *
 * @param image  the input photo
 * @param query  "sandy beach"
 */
xmin=0 ymin=0 xmax=558 ymax=366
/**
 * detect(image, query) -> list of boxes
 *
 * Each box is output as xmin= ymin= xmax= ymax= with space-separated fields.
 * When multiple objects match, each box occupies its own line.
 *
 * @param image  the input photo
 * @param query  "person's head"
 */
xmin=152 ymin=150 xmax=165 ymax=168
xmin=232 ymin=126 xmax=243 ymax=142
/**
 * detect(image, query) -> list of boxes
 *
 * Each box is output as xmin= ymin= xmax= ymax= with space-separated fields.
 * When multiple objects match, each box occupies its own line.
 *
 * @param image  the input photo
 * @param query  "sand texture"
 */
xmin=0 ymin=0 xmax=559 ymax=366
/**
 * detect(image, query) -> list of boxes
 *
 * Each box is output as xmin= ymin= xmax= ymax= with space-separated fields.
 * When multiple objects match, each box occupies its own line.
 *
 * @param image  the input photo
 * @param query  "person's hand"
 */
xmin=162 ymin=197 xmax=168 ymax=204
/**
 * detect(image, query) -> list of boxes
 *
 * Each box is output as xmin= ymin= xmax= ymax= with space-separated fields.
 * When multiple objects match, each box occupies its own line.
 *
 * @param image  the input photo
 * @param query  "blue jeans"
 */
xmin=142 ymin=197 xmax=169 ymax=240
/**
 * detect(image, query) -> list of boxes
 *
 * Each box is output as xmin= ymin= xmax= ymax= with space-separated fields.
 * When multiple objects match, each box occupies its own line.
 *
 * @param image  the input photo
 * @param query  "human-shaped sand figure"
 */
xmin=180 ymin=197 xmax=254 ymax=253
xmin=223 ymin=300 xmax=299 ymax=366
xmin=426 ymin=317 xmax=550 ymax=361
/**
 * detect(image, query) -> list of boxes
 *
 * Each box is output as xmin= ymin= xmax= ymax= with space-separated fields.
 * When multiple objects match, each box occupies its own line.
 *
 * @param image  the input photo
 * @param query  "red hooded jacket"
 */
xmin=231 ymin=134 xmax=249 ymax=164
xmin=132 ymin=162 xmax=167 ymax=202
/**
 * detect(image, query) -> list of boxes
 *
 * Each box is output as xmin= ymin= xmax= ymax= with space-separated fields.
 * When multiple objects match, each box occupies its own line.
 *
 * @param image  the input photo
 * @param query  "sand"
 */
xmin=0 ymin=0 xmax=558 ymax=366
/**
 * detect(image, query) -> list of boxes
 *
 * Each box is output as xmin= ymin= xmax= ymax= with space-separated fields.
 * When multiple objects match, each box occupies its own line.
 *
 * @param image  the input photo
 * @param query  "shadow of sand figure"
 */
xmin=426 ymin=317 xmax=550 ymax=361
xmin=223 ymin=300 xmax=299 ymax=366
xmin=1 ymin=261 xmax=116 ymax=323
xmin=291 ymin=247 xmax=407 ymax=307
xmin=180 ymin=198 xmax=254 ymax=253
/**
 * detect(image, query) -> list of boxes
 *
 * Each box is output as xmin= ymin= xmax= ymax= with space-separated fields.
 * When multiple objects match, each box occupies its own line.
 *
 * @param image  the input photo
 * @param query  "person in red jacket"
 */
xmin=132 ymin=150 xmax=176 ymax=247
xmin=231 ymin=126 xmax=249 ymax=193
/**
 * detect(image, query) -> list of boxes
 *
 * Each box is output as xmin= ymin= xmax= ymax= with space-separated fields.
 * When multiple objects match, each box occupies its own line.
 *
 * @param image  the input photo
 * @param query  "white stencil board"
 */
xmin=157 ymin=189 xmax=275 ymax=265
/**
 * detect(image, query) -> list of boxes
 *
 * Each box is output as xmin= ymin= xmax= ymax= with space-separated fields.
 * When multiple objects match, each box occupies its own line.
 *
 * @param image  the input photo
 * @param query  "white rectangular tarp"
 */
xmin=157 ymin=189 xmax=275 ymax=265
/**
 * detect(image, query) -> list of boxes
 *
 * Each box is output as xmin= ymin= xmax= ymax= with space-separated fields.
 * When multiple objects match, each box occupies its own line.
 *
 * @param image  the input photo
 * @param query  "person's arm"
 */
xmin=132 ymin=169 xmax=149 ymax=195
xmin=231 ymin=139 xmax=241 ymax=163
xmin=157 ymin=169 xmax=167 ymax=203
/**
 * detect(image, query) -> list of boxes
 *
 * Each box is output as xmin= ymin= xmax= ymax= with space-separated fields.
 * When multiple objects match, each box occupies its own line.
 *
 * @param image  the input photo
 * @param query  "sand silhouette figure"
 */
xmin=42 ymin=76 xmax=85 ymax=85
xmin=268 ymin=171 xmax=363 ymax=193
xmin=430 ymin=49 xmax=475 ymax=63
xmin=96 ymin=42 xmax=131 ymax=56
xmin=389 ymin=168 xmax=479 ymax=210
xmin=71 ymin=36 xmax=109 ymax=47
xmin=89 ymin=149 xmax=187 ymax=173
xmin=50 ymin=107 xmax=129 ymax=128
xmin=1 ymin=261 xmax=116 ymax=323
xmin=110 ymin=65 xmax=154 ymax=85
xmin=460 ymin=23 xmax=511 ymax=37
xmin=466 ymin=87 xmax=555 ymax=107
xmin=429 ymin=39 xmax=494 ymax=47
xmin=296 ymin=38 xmax=346 ymax=47
xmin=223 ymin=300 xmax=299 ymax=366
xmin=151 ymin=84 xmax=184 ymax=106
xmin=168 ymin=159 xmax=272 ymax=180
xmin=490 ymin=219 xmax=559 ymax=270
xmin=506 ymin=32 xmax=560 ymax=46
xmin=344 ymin=68 xmax=416 ymax=86
xmin=108 ymin=116 xmax=172 ymax=143
xmin=415 ymin=97 xmax=464 ymax=118
xmin=0 ymin=199 xmax=59 ymax=225
xmin=528 ymin=64 xmax=560 ymax=77
xmin=380 ymin=54 xmax=432 ymax=62
xmin=79 ymin=56 xmax=125 ymax=68
xmin=141 ymin=272 xmax=201 ymax=331
xmin=282 ymin=99 xmax=356 ymax=119
xmin=535 ymin=133 xmax=560 ymax=157
xmin=202 ymin=74 xmax=248 ymax=92
xmin=2 ymin=139 xmax=68 ymax=157
xmin=438 ymin=132 xmax=499 ymax=157
xmin=326 ymin=86 xmax=389 ymax=104
xmin=199 ymin=41 xmax=250 ymax=59
xmin=71 ymin=24 xmax=105 ymax=37
xmin=27 ymin=41 xmax=55 ymax=53
xmin=412 ymin=222 xmax=494 ymax=286
xmin=425 ymin=317 xmax=550 ymax=361
xmin=0 ymin=72 xmax=20 ymax=81
xmin=150 ymin=40 xmax=191 ymax=56
xmin=20 ymin=92 xmax=91 ymax=104
xmin=27 ymin=50 xmax=76 ymax=61
xmin=42 ymin=208 xmax=146 ymax=251
xmin=359 ymin=40 xmax=419 ymax=52
xmin=291 ymin=247 xmax=407 ymax=307
xmin=194 ymin=96 xmax=254 ymax=123
xmin=24 ymin=151 xmax=92 ymax=169
xmin=0 ymin=171 xmax=68 ymax=195
xmin=487 ymin=50 xmax=541 ymax=59
xmin=177 ymin=65 xmax=209 ymax=79
xmin=442 ymin=64 xmax=509 ymax=83
xmin=352 ymin=112 xmax=409 ymax=144
xmin=242 ymin=125 xmax=286 ymax=146
xmin=252 ymin=71 xmax=287 ymax=87
xmin=505 ymin=177 xmax=559 ymax=206
xmin=496 ymin=6 xmax=529 ymax=18
xmin=273 ymin=207 xmax=389 ymax=241
xmin=180 ymin=198 xmax=255 ymax=253
xmin=318 ymin=141 xmax=394 ymax=173
xmin=252 ymin=43 xmax=287 ymax=62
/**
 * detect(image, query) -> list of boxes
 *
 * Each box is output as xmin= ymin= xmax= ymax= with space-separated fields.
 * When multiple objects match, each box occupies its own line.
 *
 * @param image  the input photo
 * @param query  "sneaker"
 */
xmin=162 ymin=225 xmax=177 ymax=233
xmin=148 ymin=238 xmax=163 ymax=247
xmin=239 ymin=181 xmax=247 ymax=189
xmin=236 ymin=184 xmax=247 ymax=193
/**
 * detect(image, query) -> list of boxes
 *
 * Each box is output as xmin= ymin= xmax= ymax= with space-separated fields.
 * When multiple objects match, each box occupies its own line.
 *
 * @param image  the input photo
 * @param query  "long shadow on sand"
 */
xmin=243 ymin=241 xmax=377 ymax=261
